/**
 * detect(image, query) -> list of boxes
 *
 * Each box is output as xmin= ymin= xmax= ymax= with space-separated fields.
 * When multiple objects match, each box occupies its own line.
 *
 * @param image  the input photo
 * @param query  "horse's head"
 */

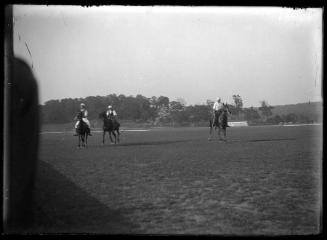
xmin=223 ymin=103 xmax=231 ymax=114
xmin=77 ymin=111 xmax=83 ymax=121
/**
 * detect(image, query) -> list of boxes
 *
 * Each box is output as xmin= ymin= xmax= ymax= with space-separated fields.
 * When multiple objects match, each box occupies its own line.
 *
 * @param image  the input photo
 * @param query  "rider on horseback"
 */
xmin=101 ymin=105 xmax=120 ymax=144
xmin=74 ymin=103 xmax=92 ymax=136
xmin=213 ymin=97 xmax=224 ymax=126
xmin=106 ymin=105 xmax=117 ymax=122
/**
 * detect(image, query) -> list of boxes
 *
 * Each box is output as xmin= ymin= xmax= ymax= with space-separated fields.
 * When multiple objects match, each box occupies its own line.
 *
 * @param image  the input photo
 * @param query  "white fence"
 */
xmin=228 ymin=121 xmax=249 ymax=127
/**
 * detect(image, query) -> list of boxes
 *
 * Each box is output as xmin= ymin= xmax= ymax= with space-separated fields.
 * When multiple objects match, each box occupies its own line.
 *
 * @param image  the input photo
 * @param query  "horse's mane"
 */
xmin=77 ymin=111 xmax=83 ymax=120
xmin=222 ymin=103 xmax=231 ymax=113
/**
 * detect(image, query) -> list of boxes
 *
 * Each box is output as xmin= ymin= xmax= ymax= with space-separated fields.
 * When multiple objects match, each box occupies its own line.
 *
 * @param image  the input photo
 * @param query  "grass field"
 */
xmin=30 ymin=125 xmax=322 ymax=235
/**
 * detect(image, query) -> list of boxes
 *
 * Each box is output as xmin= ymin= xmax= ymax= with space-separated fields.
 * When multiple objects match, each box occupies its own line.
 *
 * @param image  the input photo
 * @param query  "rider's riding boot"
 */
xmin=88 ymin=128 xmax=92 ymax=136
xmin=73 ymin=128 xmax=78 ymax=136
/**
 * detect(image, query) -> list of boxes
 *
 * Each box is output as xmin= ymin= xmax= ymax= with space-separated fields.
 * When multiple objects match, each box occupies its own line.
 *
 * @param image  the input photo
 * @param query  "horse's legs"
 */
xmin=81 ymin=134 xmax=85 ymax=147
xmin=109 ymin=132 xmax=114 ymax=143
xmin=208 ymin=121 xmax=213 ymax=140
xmin=111 ymin=131 xmax=117 ymax=144
xmin=208 ymin=126 xmax=212 ymax=140
xmin=116 ymin=129 xmax=120 ymax=143
xmin=103 ymin=131 xmax=105 ymax=144
xmin=85 ymin=134 xmax=88 ymax=147
xmin=218 ymin=127 xmax=222 ymax=140
xmin=79 ymin=135 xmax=83 ymax=148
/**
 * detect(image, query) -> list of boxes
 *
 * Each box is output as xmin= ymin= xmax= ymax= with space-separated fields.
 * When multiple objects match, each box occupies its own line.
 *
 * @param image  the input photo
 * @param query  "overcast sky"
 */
xmin=13 ymin=5 xmax=322 ymax=107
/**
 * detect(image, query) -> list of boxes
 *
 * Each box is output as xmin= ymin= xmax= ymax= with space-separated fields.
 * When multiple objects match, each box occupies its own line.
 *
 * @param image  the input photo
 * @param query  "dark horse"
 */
xmin=76 ymin=112 xmax=88 ymax=148
xmin=99 ymin=111 xmax=120 ymax=144
xmin=209 ymin=103 xmax=231 ymax=141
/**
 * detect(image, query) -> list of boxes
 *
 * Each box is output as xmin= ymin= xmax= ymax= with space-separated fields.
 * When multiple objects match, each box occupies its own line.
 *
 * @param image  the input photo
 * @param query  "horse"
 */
xmin=76 ymin=112 xmax=88 ymax=148
xmin=99 ymin=111 xmax=121 ymax=144
xmin=209 ymin=104 xmax=231 ymax=141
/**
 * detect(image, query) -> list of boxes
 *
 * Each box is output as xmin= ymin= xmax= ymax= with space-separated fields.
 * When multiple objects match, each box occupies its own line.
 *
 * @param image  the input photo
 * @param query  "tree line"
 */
xmin=40 ymin=94 xmax=319 ymax=126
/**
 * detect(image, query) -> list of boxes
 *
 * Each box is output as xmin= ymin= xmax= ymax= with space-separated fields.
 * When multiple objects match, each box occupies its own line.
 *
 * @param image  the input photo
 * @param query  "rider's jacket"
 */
xmin=106 ymin=109 xmax=117 ymax=118
xmin=79 ymin=109 xmax=88 ymax=118
xmin=213 ymin=102 xmax=224 ymax=111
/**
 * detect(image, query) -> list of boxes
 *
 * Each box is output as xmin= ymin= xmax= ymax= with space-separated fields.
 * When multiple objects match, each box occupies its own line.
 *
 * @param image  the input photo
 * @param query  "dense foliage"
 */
xmin=40 ymin=94 xmax=322 ymax=126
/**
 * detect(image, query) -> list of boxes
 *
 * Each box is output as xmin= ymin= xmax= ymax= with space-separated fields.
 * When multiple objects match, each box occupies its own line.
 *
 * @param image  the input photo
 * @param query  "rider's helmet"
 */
xmin=80 ymin=103 xmax=86 ymax=108
xmin=217 ymin=97 xmax=221 ymax=102
xmin=108 ymin=105 xmax=112 ymax=109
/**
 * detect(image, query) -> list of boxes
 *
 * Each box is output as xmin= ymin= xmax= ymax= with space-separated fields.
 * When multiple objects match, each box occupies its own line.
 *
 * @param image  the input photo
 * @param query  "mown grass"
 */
xmin=31 ymin=125 xmax=322 ymax=235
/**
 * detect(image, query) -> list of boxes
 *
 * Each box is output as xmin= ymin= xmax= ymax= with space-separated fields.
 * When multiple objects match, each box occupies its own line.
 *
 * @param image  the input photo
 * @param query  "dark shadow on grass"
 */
xmin=28 ymin=161 xmax=140 ymax=234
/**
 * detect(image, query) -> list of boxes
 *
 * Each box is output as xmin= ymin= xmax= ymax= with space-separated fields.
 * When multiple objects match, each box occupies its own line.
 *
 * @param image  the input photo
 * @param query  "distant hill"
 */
xmin=255 ymin=101 xmax=322 ymax=123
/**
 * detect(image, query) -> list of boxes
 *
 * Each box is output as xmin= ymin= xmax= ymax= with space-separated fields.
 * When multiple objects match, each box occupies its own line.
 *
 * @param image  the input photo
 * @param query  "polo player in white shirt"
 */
xmin=213 ymin=97 xmax=224 ymax=126
xmin=106 ymin=105 xmax=117 ymax=120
